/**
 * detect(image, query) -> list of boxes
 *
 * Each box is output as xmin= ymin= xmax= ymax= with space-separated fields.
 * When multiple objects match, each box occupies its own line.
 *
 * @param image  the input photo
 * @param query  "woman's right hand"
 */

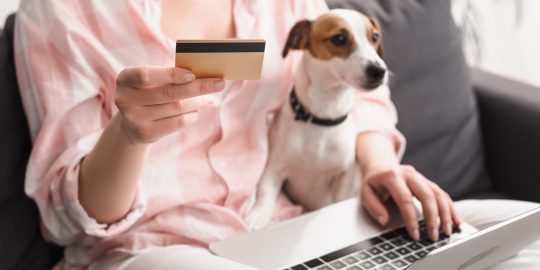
xmin=115 ymin=66 xmax=224 ymax=144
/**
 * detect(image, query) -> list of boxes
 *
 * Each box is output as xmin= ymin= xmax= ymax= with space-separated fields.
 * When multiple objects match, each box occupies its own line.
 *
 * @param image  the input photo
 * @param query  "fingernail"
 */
xmin=409 ymin=228 xmax=420 ymax=241
xmin=184 ymin=73 xmax=195 ymax=82
xmin=213 ymin=80 xmax=225 ymax=91
xmin=431 ymin=228 xmax=439 ymax=241
xmin=377 ymin=215 xmax=386 ymax=226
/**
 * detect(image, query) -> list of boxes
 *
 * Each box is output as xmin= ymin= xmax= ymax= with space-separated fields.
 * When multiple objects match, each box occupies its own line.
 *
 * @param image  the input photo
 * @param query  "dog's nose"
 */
xmin=366 ymin=64 xmax=386 ymax=81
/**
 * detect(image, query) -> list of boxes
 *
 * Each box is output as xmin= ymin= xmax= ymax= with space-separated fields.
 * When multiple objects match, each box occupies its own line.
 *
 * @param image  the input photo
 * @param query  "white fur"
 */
xmin=245 ymin=9 xmax=388 ymax=229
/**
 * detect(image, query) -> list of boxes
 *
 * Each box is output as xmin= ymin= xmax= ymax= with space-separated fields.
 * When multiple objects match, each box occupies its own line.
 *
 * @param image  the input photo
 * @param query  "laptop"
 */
xmin=210 ymin=198 xmax=540 ymax=270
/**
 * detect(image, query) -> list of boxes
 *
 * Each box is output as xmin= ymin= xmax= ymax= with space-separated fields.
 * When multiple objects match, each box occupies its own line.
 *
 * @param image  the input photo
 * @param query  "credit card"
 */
xmin=175 ymin=39 xmax=265 ymax=80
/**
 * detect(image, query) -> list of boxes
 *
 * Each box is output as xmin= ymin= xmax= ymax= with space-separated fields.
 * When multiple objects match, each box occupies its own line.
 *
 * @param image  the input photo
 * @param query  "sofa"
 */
xmin=1 ymin=0 xmax=539 ymax=269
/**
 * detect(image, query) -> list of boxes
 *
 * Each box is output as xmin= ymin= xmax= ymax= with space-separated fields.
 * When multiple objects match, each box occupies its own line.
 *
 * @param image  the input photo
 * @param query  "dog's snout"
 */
xmin=361 ymin=64 xmax=387 ymax=90
xmin=366 ymin=64 xmax=386 ymax=81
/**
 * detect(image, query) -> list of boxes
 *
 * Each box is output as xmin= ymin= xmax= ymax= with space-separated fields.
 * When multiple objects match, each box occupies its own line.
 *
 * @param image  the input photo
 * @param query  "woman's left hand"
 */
xmin=360 ymin=164 xmax=462 ymax=242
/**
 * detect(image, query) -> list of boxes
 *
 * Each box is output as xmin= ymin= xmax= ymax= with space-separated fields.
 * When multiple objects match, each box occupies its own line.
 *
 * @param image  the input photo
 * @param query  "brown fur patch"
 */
xmin=282 ymin=20 xmax=312 ymax=58
xmin=366 ymin=16 xmax=384 ymax=58
xmin=308 ymin=13 xmax=356 ymax=60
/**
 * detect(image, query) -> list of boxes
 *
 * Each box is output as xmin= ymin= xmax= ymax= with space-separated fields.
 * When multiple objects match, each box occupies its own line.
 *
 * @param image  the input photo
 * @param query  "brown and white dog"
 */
xmin=245 ymin=9 xmax=388 ymax=229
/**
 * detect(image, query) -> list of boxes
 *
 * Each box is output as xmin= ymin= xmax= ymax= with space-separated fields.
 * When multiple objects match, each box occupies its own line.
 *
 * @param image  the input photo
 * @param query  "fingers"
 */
xmin=427 ymin=181 xmax=453 ymax=236
xmin=406 ymin=169 xmax=440 ymax=241
xmin=381 ymin=172 xmax=420 ymax=241
xmin=144 ymin=95 xmax=215 ymax=121
xmin=132 ymin=78 xmax=225 ymax=105
xmin=445 ymin=188 xmax=462 ymax=228
xmin=117 ymin=66 xmax=196 ymax=88
xmin=361 ymin=184 xmax=390 ymax=226
xmin=365 ymin=165 xmax=463 ymax=242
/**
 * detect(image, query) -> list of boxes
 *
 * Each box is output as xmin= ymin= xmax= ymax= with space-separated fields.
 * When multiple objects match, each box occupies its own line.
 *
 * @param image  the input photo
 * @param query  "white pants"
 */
xmin=90 ymin=199 xmax=540 ymax=270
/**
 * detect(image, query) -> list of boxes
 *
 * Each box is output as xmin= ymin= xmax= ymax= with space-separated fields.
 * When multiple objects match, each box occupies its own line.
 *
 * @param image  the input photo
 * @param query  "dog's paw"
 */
xmin=245 ymin=207 xmax=273 ymax=230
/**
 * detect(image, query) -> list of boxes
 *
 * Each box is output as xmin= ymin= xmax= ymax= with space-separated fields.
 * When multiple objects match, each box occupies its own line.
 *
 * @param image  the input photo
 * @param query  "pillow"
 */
xmin=326 ymin=0 xmax=491 ymax=198
xmin=0 ymin=14 xmax=62 ymax=270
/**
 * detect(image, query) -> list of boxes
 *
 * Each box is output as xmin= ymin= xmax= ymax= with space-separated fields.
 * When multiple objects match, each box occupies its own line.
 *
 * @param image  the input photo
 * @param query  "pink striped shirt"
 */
xmin=14 ymin=0 xmax=404 ymax=268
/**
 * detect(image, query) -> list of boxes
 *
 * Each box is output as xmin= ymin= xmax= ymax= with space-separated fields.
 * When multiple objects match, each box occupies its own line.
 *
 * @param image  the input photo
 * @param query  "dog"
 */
xmin=245 ymin=9 xmax=388 ymax=230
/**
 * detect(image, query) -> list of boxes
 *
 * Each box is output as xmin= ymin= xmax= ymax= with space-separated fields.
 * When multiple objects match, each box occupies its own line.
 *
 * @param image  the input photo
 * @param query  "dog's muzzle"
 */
xmin=363 ymin=64 xmax=386 ymax=90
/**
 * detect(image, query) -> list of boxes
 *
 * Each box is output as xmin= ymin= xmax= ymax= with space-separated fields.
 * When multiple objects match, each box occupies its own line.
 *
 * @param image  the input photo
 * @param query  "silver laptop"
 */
xmin=210 ymin=198 xmax=540 ymax=270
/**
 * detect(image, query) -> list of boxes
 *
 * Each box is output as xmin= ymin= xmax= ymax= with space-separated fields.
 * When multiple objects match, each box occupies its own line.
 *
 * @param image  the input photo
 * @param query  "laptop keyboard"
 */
xmin=282 ymin=220 xmax=461 ymax=270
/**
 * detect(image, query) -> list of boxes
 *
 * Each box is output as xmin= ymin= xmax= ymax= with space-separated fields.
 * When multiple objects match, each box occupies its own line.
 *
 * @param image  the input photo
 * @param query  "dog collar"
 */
xmin=289 ymin=88 xmax=348 ymax=127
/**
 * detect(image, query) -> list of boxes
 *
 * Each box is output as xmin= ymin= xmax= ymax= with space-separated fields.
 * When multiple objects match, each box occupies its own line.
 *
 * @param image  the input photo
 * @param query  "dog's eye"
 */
xmin=371 ymin=33 xmax=380 ymax=43
xmin=330 ymin=34 xmax=347 ymax=46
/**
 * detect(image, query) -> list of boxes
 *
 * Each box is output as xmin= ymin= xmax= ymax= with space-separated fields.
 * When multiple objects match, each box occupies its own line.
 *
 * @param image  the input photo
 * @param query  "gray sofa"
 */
xmin=1 ymin=0 xmax=539 ymax=269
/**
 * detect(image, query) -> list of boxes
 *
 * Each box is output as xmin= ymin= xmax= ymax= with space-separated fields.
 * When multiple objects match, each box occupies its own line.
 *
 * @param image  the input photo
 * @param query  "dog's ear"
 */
xmin=282 ymin=20 xmax=312 ymax=58
xmin=368 ymin=16 xmax=384 ymax=58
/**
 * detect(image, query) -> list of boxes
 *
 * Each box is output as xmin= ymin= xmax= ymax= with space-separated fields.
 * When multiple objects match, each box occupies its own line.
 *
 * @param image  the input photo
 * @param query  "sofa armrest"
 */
xmin=473 ymin=69 xmax=540 ymax=202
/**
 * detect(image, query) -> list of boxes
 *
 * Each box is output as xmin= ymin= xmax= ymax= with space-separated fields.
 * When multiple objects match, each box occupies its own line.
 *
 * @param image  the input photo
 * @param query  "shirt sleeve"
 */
xmin=351 ymin=85 xmax=406 ymax=160
xmin=14 ymin=1 xmax=146 ymax=245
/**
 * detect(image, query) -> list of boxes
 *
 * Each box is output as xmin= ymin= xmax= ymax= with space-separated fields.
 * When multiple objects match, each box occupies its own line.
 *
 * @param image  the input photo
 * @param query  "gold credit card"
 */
xmin=175 ymin=39 xmax=265 ymax=80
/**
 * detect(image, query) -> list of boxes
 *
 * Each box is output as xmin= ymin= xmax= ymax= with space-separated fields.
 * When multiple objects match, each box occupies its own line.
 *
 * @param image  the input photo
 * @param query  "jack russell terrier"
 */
xmin=245 ymin=9 xmax=388 ymax=229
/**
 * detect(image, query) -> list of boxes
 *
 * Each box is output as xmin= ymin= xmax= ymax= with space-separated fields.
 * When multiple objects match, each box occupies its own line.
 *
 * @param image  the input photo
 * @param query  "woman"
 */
xmin=14 ymin=0 xmax=539 ymax=269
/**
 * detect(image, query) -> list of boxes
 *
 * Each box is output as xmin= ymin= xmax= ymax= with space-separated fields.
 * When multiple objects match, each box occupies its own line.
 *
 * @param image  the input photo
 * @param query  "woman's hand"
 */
xmin=361 ymin=165 xmax=461 ymax=242
xmin=356 ymin=132 xmax=461 ymax=242
xmin=115 ymin=66 xmax=224 ymax=144
xmin=79 ymin=66 xmax=224 ymax=224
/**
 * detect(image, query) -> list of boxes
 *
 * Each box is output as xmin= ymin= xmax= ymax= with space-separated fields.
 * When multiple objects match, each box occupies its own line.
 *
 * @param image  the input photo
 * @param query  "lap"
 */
xmin=89 ymin=245 xmax=258 ymax=270
xmin=455 ymin=199 xmax=540 ymax=270
xmin=91 ymin=199 xmax=539 ymax=270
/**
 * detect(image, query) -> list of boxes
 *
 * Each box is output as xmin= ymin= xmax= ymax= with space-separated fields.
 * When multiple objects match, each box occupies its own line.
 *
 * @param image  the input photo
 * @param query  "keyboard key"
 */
xmin=392 ymin=260 xmax=408 ymax=268
xmin=404 ymin=255 xmax=419 ymax=263
xmin=419 ymin=229 xmax=430 ymax=241
xmin=379 ymin=264 xmax=397 ymax=270
xmin=381 ymin=231 xmax=399 ymax=240
xmin=394 ymin=227 xmax=408 ymax=237
xmin=379 ymin=243 xmax=394 ymax=251
xmin=407 ymin=243 xmax=422 ymax=251
xmin=426 ymin=246 xmax=437 ymax=252
xmin=359 ymin=261 xmax=376 ymax=269
xmin=343 ymin=256 xmax=359 ymax=265
xmin=372 ymin=256 xmax=388 ymax=265
xmin=346 ymin=266 xmax=361 ymax=270
xmin=383 ymin=251 xmax=399 ymax=260
xmin=418 ymin=239 xmax=434 ymax=247
xmin=390 ymin=238 xmax=407 ymax=247
xmin=416 ymin=250 xmax=428 ymax=258
xmin=291 ymin=265 xmax=308 ymax=270
xmin=353 ymin=251 xmax=371 ymax=260
xmin=395 ymin=247 xmax=411 ymax=256
xmin=316 ymin=265 xmax=333 ymax=270
xmin=368 ymin=247 xmax=383 ymax=256
xmin=305 ymin=259 xmax=324 ymax=268
xmin=329 ymin=260 xmax=347 ymax=269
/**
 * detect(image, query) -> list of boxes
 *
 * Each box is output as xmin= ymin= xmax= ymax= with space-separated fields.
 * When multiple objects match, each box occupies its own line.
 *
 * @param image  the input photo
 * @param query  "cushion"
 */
xmin=0 ymin=14 xmax=62 ymax=270
xmin=326 ymin=0 xmax=492 ymax=198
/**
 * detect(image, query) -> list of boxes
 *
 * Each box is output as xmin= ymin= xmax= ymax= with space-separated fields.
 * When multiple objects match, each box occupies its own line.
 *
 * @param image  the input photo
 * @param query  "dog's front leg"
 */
xmin=245 ymin=165 xmax=286 ymax=230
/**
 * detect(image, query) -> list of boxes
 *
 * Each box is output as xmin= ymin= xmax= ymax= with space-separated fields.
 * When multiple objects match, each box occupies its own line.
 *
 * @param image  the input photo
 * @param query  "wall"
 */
xmin=453 ymin=0 xmax=540 ymax=87
xmin=0 ymin=0 xmax=19 ymax=24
